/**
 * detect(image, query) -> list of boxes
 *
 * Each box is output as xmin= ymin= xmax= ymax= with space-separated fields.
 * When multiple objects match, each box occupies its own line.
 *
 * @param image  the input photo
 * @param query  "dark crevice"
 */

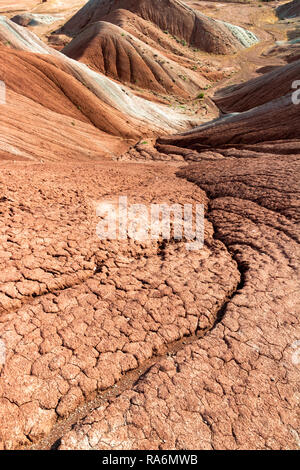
xmin=213 ymin=262 xmax=246 ymax=327
xmin=50 ymin=439 xmax=61 ymax=451
xmin=176 ymin=175 xmax=248 ymax=332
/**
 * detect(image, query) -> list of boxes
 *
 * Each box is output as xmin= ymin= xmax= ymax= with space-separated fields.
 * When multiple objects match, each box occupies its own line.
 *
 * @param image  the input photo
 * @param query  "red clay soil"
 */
xmin=0 ymin=162 xmax=240 ymax=449
xmin=59 ymin=0 xmax=250 ymax=54
xmin=0 ymin=0 xmax=299 ymax=452
xmin=62 ymin=21 xmax=207 ymax=97
xmin=59 ymin=154 xmax=300 ymax=450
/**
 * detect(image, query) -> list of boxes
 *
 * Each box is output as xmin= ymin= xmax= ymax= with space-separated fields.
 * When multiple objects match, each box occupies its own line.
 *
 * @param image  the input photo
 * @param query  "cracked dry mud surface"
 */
xmin=0 ymin=0 xmax=299 ymax=453
xmin=0 ymin=162 xmax=240 ymax=449
xmin=59 ymin=155 xmax=300 ymax=451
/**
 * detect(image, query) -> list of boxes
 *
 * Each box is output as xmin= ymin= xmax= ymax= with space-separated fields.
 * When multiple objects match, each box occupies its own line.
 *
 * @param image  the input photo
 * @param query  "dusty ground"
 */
xmin=0 ymin=0 xmax=299 ymax=451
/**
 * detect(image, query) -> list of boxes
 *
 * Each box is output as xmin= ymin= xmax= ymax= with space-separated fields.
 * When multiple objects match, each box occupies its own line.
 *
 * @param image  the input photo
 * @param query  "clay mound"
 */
xmin=0 ymin=45 xmax=193 ymax=161
xmin=0 ymin=85 xmax=130 ymax=162
xmin=0 ymin=47 xmax=145 ymax=142
xmin=11 ymin=13 xmax=61 ymax=27
xmin=0 ymin=16 xmax=192 ymax=160
xmin=277 ymin=0 xmax=300 ymax=19
xmin=1 ymin=0 xmax=298 ymax=452
xmin=59 ymin=153 xmax=300 ymax=450
xmin=214 ymin=59 xmax=300 ymax=113
xmin=60 ymin=0 xmax=258 ymax=55
xmin=10 ymin=15 xmax=33 ymax=27
xmin=155 ymin=94 xmax=300 ymax=156
xmin=62 ymin=21 xmax=207 ymax=97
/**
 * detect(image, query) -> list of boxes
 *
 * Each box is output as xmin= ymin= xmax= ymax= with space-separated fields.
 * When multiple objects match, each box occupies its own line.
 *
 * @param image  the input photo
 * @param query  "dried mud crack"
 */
xmin=55 ymin=156 xmax=299 ymax=451
xmin=29 ymin=276 xmax=240 ymax=451
xmin=0 ymin=0 xmax=299 ymax=452
xmin=0 ymin=162 xmax=240 ymax=450
xmin=27 ymin=187 xmax=244 ymax=451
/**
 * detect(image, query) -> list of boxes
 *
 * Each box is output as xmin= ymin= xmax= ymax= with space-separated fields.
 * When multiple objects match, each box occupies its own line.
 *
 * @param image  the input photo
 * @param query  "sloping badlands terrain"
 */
xmin=0 ymin=0 xmax=299 ymax=451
